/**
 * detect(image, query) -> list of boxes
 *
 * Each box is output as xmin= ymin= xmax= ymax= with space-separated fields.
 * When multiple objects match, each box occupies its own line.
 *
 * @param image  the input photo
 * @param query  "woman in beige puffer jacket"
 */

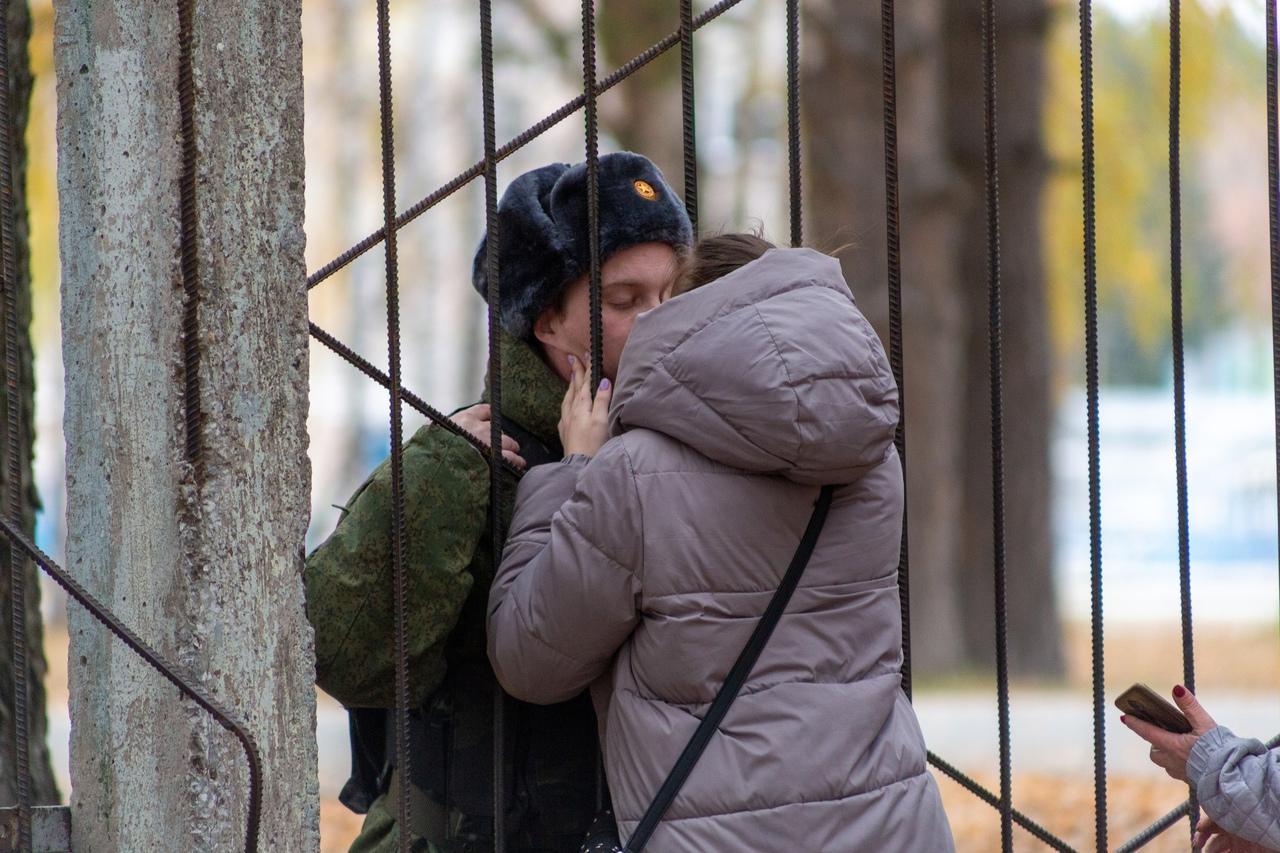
xmin=488 ymin=245 xmax=954 ymax=852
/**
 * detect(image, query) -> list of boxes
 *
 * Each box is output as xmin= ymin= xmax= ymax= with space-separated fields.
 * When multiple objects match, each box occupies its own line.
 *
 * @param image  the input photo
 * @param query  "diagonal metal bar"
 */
xmin=1115 ymin=734 xmax=1280 ymax=851
xmin=305 ymin=0 xmax=745 ymax=291
xmin=926 ymin=752 xmax=1075 ymax=852
xmin=0 ymin=515 xmax=263 ymax=853
xmin=309 ymin=322 xmax=523 ymax=477
xmin=1115 ymin=799 xmax=1192 ymax=853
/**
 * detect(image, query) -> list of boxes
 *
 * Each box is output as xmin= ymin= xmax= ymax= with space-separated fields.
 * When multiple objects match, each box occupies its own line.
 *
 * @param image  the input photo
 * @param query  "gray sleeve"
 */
xmin=1187 ymin=725 xmax=1280 ymax=847
xmin=487 ymin=443 xmax=643 ymax=705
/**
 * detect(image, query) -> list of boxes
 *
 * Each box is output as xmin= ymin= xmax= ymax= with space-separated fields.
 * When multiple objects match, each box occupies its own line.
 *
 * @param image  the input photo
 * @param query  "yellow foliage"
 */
xmin=28 ymin=0 xmax=57 ymax=340
xmin=1043 ymin=0 xmax=1265 ymax=385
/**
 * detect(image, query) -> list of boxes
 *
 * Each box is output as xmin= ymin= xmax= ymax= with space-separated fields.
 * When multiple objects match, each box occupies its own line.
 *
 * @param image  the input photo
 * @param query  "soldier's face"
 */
xmin=534 ymin=242 xmax=678 ymax=383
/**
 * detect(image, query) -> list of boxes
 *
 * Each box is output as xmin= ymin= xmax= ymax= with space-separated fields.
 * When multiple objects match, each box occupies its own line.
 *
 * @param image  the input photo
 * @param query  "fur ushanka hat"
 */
xmin=471 ymin=151 xmax=693 ymax=340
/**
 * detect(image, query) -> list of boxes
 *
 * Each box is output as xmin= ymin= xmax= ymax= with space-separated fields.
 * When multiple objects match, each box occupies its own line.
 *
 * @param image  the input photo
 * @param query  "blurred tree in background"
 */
xmin=800 ymin=0 xmax=1269 ymax=677
xmin=399 ymin=0 xmax=1270 ymax=681
xmin=1044 ymin=1 xmax=1268 ymax=388
xmin=803 ymin=0 xmax=1063 ymax=678
xmin=10 ymin=2 xmax=1273 ymax=751
xmin=0 ymin=0 xmax=57 ymax=808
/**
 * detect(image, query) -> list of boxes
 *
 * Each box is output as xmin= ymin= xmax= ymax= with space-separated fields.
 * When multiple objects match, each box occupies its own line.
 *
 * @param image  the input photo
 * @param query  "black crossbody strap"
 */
xmin=499 ymin=414 xmax=563 ymax=468
xmin=624 ymin=484 xmax=837 ymax=852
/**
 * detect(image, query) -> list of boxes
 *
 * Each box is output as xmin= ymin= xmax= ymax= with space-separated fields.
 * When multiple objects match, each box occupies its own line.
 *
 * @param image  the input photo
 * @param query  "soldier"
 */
xmin=306 ymin=151 xmax=693 ymax=853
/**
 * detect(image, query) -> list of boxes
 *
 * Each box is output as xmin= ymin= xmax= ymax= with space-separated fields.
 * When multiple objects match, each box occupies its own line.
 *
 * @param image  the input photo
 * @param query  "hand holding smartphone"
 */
xmin=1114 ymin=683 xmax=1193 ymax=734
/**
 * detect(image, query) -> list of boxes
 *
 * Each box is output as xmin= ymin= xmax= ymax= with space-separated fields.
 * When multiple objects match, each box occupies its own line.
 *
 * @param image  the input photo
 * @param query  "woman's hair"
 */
xmin=670 ymin=232 xmax=776 ymax=297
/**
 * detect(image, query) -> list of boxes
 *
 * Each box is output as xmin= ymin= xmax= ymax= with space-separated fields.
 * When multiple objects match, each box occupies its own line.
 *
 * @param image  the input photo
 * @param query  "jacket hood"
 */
xmin=609 ymin=248 xmax=899 ymax=485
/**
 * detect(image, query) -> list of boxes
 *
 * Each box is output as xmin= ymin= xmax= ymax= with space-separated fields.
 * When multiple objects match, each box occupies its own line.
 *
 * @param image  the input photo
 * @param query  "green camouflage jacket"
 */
xmin=308 ymin=333 xmax=562 ymax=707
xmin=307 ymin=334 xmax=598 ymax=853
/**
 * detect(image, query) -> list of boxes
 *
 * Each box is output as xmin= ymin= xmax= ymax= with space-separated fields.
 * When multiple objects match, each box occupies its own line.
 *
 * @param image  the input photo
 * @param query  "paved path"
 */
xmin=914 ymin=689 xmax=1280 ymax=778
xmin=41 ymin=689 xmax=1280 ymax=798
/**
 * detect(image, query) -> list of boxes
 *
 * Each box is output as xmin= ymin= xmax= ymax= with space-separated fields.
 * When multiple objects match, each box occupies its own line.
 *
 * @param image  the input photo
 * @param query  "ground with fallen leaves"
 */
xmin=38 ymin=619 xmax=1275 ymax=851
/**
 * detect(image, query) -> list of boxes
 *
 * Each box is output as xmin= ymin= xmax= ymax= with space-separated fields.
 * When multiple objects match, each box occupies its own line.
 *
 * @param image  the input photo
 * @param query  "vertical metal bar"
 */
xmin=786 ymin=0 xmax=801 ymax=247
xmin=478 ymin=2 xmax=507 ymax=849
xmin=880 ymin=0 xmax=911 ymax=701
xmin=0 ymin=0 xmax=29 ymax=847
xmin=1080 ymin=0 xmax=1108 ymax=847
xmin=177 ymin=0 xmax=204 ymax=482
xmin=1168 ymin=0 xmax=1197 ymax=834
xmin=373 ymin=0 xmax=411 ymax=849
xmin=679 ymin=0 xmax=698 ymax=234
xmin=980 ymin=0 xmax=1013 ymax=849
xmin=582 ymin=3 xmax=604 ymax=815
xmin=583 ymin=0 xmax=603 ymax=391
xmin=1265 ymin=4 xmax=1280 ymax=848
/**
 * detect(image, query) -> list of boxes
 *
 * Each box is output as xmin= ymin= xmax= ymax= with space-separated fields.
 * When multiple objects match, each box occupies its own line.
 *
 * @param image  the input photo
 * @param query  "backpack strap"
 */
xmin=624 ymin=485 xmax=837 ymax=852
xmin=498 ymin=415 xmax=563 ymax=468
xmin=338 ymin=707 xmax=391 ymax=815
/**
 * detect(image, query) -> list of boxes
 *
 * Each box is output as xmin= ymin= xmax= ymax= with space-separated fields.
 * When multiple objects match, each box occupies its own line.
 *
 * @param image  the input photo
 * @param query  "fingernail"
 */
xmin=600 ymin=378 xmax=611 ymax=391
xmin=568 ymin=355 xmax=577 ymax=366
xmin=1120 ymin=715 xmax=1128 ymax=723
xmin=1173 ymin=685 xmax=1186 ymax=698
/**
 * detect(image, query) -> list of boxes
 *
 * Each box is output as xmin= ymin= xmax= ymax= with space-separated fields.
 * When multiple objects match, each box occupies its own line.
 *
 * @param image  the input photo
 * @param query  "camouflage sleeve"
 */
xmin=306 ymin=421 xmax=490 ymax=708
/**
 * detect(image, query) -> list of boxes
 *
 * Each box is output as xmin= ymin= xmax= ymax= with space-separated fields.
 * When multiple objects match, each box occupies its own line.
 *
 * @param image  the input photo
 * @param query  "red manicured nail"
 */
xmin=1120 ymin=715 xmax=1128 ymax=723
xmin=1173 ymin=685 xmax=1186 ymax=698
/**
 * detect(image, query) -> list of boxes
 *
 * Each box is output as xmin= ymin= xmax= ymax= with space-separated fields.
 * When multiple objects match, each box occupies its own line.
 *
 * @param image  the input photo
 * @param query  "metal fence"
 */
xmin=4 ymin=0 xmax=1280 ymax=851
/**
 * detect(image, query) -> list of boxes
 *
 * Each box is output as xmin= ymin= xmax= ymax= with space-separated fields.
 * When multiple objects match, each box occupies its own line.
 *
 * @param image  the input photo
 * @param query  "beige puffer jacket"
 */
xmin=488 ymin=248 xmax=954 ymax=852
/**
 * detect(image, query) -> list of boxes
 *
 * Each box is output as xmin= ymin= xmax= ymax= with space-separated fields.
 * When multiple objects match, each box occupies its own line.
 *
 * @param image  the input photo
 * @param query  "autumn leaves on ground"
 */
xmin=933 ymin=622 xmax=1280 ymax=852
xmin=37 ymin=619 xmax=1276 ymax=851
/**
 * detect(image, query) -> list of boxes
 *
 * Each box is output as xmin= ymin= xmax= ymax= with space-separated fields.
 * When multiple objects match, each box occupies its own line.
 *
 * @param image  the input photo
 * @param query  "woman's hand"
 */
xmin=452 ymin=403 xmax=525 ymax=469
xmin=559 ymin=354 xmax=612 ymax=458
xmin=1195 ymin=817 xmax=1273 ymax=852
xmin=1121 ymin=685 xmax=1216 ymax=783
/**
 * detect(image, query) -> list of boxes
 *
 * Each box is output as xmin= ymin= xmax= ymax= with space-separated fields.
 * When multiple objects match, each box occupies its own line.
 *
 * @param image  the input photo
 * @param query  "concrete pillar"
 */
xmin=54 ymin=1 xmax=317 ymax=848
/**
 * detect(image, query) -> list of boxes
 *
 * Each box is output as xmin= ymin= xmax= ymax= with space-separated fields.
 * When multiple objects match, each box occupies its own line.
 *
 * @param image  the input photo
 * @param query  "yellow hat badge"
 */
xmin=633 ymin=179 xmax=658 ymax=201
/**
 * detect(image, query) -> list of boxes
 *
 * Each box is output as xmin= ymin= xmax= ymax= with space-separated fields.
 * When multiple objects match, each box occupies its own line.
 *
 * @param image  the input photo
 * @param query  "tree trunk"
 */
xmin=0 ymin=0 xmax=59 ymax=809
xmin=944 ymin=0 xmax=1063 ymax=677
xmin=803 ymin=0 xmax=1062 ymax=677
xmin=54 ymin=2 xmax=318 ymax=849
xmin=599 ymin=0 xmax=685 ymax=196
xmin=803 ymin=0 xmax=970 ymax=674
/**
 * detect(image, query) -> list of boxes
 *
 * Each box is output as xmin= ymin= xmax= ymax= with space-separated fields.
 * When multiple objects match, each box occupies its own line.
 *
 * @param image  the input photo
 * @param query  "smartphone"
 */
xmin=1114 ymin=683 xmax=1192 ymax=734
